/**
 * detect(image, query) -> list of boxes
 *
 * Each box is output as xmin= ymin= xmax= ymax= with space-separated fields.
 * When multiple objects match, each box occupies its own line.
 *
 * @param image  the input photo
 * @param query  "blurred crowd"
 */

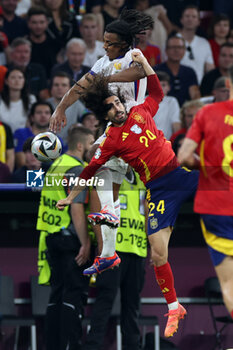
xmin=0 ymin=0 xmax=233 ymax=182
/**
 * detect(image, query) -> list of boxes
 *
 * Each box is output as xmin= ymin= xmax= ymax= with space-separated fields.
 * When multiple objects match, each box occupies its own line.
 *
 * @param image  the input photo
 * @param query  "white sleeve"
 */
xmin=90 ymin=56 xmax=106 ymax=74
xmin=170 ymin=97 xmax=180 ymax=123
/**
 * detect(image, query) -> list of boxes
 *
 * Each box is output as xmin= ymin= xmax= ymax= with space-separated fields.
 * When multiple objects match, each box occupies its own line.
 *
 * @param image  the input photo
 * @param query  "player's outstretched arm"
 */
xmin=50 ymin=73 xmax=94 ymax=133
xmin=56 ymin=182 xmax=86 ymax=210
xmin=177 ymin=138 xmax=200 ymax=169
xmin=109 ymin=64 xmax=146 ymax=83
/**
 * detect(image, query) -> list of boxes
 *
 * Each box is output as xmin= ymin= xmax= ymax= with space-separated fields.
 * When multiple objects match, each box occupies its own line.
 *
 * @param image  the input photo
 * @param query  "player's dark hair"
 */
xmin=1 ymin=68 xmax=30 ymax=112
xmin=23 ymin=136 xmax=34 ymax=152
xmin=106 ymin=8 xmax=154 ymax=47
xmin=80 ymin=74 xmax=126 ymax=122
xmin=67 ymin=125 xmax=93 ymax=151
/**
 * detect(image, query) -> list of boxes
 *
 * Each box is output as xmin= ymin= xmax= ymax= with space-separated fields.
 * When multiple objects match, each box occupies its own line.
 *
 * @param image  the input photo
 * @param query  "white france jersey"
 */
xmin=90 ymin=48 xmax=147 ymax=112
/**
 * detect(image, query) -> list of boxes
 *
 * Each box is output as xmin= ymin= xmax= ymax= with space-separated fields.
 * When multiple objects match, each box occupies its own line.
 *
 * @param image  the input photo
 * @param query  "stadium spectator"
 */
xmin=14 ymin=101 xmax=53 ymax=168
xmin=83 ymin=168 xmax=147 ymax=350
xmin=200 ymin=42 xmax=233 ymax=96
xmin=36 ymin=125 xmax=94 ymax=350
xmin=153 ymin=71 xmax=181 ymax=140
xmin=136 ymin=25 xmax=161 ymax=67
xmin=26 ymin=6 xmax=60 ymax=79
xmin=47 ymin=71 xmax=86 ymax=146
xmin=11 ymin=136 xmax=45 ymax=183
xmin=178 ymin=65 xmax=233 ymax=320
xmin=156 ymin=35 xmax=200 ymax=106
xmin=7 ymin=37 xmax=49 ymax=99
xmin=200 ymin=76 xmax=230 ymax=104
xmin=79 ymin=13 xmax=105 ymax=68
xmin=51 ymin=38 xmax=90 ymax=83
xmin=39 ymin=0 xmax=80 ymax=53
xmin=79 ymin=110 xmax=102 ymax=140
xmin=170 ymin=99 xmax=204 ymax=145
xmin=134 ymin=0 xmax=174 ymax=60
xmin=208 ymin=14 xmax=231 ymax=67
xmin=0 ymin=64 xmax=7 ymax=91
xmin=0 ymin=120 xmax=14 ymax=173
xmin=1 ymin=0 xmax=28 ymax=43
xmin=178 ymin=5 xmax=215 ymax=84
xmin=0 ymin=68 xmax=36 ymax=133
xmin=100 ymin=0 xmax=126 ymax=32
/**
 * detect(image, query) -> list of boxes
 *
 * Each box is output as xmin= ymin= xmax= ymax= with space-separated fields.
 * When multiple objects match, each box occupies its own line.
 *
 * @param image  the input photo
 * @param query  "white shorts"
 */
xmin=95 ymin=130 xmax=128 ymax=176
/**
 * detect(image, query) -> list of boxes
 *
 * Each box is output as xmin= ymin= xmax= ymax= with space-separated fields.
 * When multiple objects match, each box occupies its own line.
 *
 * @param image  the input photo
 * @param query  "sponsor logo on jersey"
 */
xmin=94 ymin=148 xmax=102 ymax=159
xmin=122 ymin=132 xmax=129 ymax=141
xmin=130 ymin=124 xmax=142 ymax=134
xmin=131 ymin=112 xmax=145 ymax=124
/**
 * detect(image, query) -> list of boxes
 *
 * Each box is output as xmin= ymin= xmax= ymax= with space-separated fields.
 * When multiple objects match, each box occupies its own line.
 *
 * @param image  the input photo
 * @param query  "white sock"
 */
xmin=168 ymin=300 xmax=179 ymax=311
xmin=100 ymin=225 xmax=117 ymax=257
xmin=100 ymin=199 xmax=120 ymax=258
xmin=96 ymin=168 xmax=114 ymax=212
xmin=114 ymin=199 xmax=120 ymax=220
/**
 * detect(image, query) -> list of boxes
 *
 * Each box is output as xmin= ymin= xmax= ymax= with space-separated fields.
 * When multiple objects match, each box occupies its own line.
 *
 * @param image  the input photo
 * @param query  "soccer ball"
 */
xmin=31 ymin=132 xmax=62 ymax=162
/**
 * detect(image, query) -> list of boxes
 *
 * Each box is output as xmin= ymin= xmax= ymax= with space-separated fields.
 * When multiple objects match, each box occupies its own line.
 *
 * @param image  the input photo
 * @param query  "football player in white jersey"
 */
xmin=50 ymin=9 xmax=154 ymax=275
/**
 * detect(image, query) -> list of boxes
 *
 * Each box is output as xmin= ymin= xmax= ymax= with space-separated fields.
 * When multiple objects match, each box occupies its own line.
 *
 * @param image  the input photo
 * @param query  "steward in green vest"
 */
xmin=116 ymin=169 xmax=147 ymax=257
xmin=36 ymin=126 xmax=95 ymax=350
xmin=37 ymin=153 xmax=86 ymax=284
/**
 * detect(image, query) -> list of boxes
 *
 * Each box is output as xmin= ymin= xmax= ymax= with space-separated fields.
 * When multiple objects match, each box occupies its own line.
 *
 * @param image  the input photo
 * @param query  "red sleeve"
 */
xmin=186 ymin=108 xmax=205 ymax=144
xmin=147 ymin=74 xmax=164 ymax=103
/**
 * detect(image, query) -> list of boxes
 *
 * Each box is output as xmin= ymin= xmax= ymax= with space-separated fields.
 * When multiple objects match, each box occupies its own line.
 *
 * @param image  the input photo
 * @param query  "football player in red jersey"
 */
xmin=178 ymin=68 xmax=233 ymax=319
xmin=56 ymin=52 xmax=199 ymax=338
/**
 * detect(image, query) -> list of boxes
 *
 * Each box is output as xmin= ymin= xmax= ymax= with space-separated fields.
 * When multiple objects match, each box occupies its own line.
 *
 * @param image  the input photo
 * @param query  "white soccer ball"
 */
xmin=31 ymin=132 xmax=62 ymax=162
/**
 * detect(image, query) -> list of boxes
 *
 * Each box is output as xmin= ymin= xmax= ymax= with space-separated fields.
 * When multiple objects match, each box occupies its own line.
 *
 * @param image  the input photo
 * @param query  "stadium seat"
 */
xmin=0 ymin=275 xmax=36 ymax=350
xmin=204 ymin=277 xmax=233 ymax=350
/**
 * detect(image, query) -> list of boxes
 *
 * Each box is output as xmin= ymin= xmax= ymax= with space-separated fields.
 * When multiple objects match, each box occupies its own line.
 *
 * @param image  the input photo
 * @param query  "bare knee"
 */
xmin=150 ymin=245 xmax=168 ymax=267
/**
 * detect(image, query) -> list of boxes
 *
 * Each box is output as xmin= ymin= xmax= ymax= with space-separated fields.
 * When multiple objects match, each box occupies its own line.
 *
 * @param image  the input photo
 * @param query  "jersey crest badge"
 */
xmin=114 ymin=62 xmax=122 ymax=70
xmin=122 ymin=132 xmax=129 ymax=141
xmin=130 ymin=124 xmax=142 ymax=134
xmin=94 ymin=148 xmax=102 ymax=159
xmin=150 ymin=218 xmax=158 ymax=230
xmin=131 ymin=112 xmax=146 ymax=124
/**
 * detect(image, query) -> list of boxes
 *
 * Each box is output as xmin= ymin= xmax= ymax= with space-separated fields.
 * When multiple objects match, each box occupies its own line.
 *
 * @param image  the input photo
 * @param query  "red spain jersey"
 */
xmin=186 ymin=100 xmax=233 ymax=216
xmin=80 ymin=75 xmax=177 ymax=185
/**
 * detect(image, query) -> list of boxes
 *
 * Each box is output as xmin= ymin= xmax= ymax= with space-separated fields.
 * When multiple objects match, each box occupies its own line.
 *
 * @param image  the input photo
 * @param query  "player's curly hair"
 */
xmin=80 ymin=74 xmax=126 ymax=122
xmin=106 ymin=8 xmax=154 ymax=47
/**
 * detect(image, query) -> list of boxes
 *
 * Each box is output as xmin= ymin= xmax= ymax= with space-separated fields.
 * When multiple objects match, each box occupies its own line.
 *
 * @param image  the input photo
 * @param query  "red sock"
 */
xmin=231 ymin=310 xmax=233 ymax=319
xmin=154 ymin=262 xmax=177 ymax=304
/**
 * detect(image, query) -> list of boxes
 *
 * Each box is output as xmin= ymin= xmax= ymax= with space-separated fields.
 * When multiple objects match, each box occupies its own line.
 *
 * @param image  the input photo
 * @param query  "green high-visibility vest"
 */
xmin=37 ymin=154 xmax=85 ymax=284
xmin=116 ymin=171 xmax=148 ymax=257
xmin=37 ymin=154 xmax=84 ymax=233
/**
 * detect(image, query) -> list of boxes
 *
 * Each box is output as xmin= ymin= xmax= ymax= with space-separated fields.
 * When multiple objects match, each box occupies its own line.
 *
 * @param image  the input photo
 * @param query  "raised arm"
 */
xmin=50 ymin=73 xmax=94 ymax=133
